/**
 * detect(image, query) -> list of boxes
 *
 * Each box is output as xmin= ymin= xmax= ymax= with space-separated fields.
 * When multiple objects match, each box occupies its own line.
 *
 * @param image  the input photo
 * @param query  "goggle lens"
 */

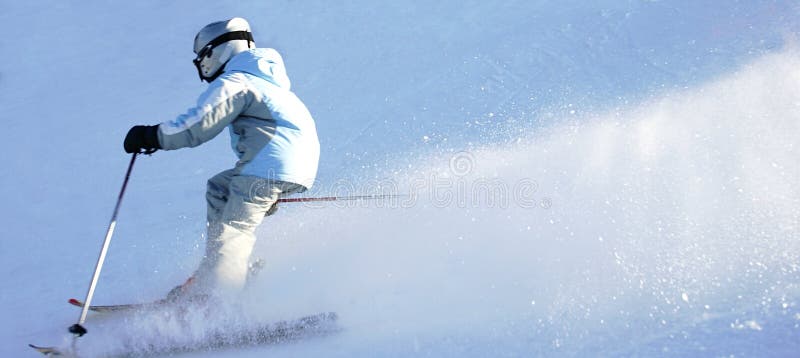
xmin=193 ymin=44 xmax=213 ymax=65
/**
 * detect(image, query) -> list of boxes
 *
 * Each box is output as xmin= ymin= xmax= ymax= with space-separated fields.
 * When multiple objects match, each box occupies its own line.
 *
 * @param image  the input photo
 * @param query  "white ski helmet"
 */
xmin=193 ymin=17 xmax=255 ymax=82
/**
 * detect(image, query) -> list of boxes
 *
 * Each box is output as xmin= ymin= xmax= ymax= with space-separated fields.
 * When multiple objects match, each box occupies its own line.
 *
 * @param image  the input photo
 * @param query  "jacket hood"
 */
xmin=225 ymin=48 xmax=291 ymax=90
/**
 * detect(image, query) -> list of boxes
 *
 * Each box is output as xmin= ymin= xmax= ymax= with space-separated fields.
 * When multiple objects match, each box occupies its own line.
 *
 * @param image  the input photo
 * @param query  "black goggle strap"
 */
xmin=195 ymin=31 xmax=254 ymax=61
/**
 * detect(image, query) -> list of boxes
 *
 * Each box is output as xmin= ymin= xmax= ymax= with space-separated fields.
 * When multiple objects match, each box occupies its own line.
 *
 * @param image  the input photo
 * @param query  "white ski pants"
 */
xmin=194 ymin=169 xmax=303 ymax=294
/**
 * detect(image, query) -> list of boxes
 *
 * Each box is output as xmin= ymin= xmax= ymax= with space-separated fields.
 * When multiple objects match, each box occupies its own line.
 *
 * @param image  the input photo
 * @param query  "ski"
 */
xmin=68 ymin=298 xmax=166 ymax=313
xmin=28 ymin=344 xmax=64 ymax=356
xmin=29 ymin=312 xmax=338 ymax=356
xmin=68 ymin=259 xmax=266 ymax=313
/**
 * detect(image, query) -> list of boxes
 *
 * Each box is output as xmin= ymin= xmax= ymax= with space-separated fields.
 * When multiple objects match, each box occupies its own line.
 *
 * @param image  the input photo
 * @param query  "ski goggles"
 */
xmin=193 ymin=30 xmax=254 ymax=68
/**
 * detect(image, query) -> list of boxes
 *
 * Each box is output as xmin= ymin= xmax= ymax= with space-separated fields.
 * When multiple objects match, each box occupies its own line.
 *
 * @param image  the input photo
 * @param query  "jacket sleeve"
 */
xmin=157 ymin=74 xmax=253 ymax=150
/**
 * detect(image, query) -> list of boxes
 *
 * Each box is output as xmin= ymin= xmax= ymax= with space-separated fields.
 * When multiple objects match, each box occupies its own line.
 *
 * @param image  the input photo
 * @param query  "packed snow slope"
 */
xmin=1 ymin=1 xmax=799 ymax=357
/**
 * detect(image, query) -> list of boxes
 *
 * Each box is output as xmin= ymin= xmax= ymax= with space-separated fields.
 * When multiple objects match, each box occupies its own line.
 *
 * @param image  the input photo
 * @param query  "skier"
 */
xmin=122 ymin=17 xmax=320 ymax=300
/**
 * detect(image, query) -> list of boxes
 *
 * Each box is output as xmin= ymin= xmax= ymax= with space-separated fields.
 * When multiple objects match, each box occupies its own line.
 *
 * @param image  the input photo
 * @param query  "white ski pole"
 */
xmin=69 ymin=153 xmax=138 ymax=336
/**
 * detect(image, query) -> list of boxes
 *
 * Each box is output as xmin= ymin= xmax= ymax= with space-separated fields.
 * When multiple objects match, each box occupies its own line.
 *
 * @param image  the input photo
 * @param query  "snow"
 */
xmin=2 ymin=1 xmax=800 ymax=357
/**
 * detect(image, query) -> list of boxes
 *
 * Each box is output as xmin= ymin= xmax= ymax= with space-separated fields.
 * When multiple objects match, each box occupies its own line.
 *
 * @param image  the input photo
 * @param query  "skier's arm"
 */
xmin=157 ymin=74 xmax=254 ymax=150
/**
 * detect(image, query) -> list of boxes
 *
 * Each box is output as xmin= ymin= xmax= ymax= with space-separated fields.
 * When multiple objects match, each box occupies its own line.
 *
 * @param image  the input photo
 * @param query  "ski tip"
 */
xmin=29 ymin=344 xmax=62 ymax=355
xmin=68 ymin=298 xmax=82 ymax=306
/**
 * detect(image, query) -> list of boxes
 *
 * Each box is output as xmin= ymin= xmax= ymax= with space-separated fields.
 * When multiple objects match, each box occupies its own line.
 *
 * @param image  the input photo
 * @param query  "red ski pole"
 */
xmin=277 ymin=194 xmax=405 ymax=203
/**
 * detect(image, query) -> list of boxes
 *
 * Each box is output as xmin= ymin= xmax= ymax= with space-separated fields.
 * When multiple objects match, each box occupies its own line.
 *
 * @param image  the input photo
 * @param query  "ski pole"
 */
xmin=277 ymin=194 xmax=406 ymax=203
xmin=69 ymin=153 xmax=138 ymax=337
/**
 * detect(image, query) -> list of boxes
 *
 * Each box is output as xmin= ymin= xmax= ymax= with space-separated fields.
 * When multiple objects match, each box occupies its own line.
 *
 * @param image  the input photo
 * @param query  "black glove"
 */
xmin=124 ymin=125 xmax=161 ymax=154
